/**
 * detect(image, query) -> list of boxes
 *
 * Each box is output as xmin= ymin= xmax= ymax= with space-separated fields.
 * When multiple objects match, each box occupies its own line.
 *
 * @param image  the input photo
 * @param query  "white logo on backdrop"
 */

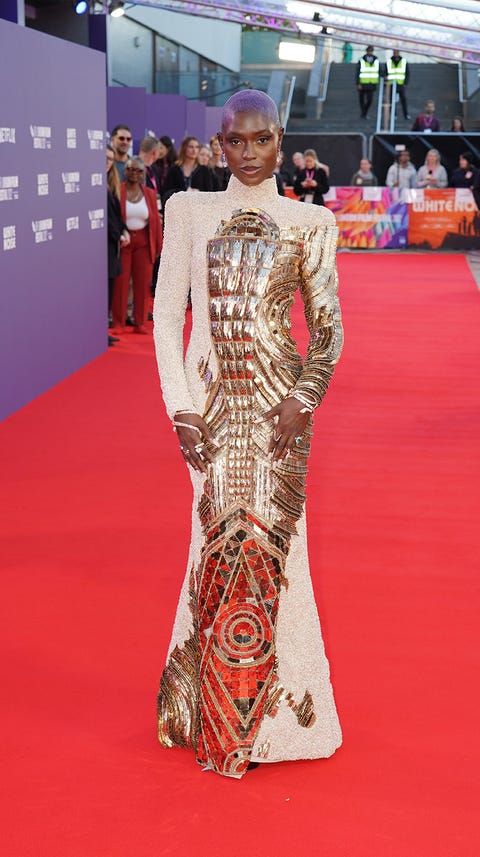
xmin=3 ymin=225 xmax=16 ymax=251
xmin=37 ymin=174 xmax=49 ymax=196
xmin=32 ymin=218 xmax=53 ymax=243
xmin=30 ymin=126 xmax=52 ymax=149
xmin=66 ymin=128 xmax=77 ymax=149
xmin=66 ymin=216 xmax=80 ymax=232
xmin=62 ymin=172 xmax=80 ymax=193
xmin=88 ymin=208 xmax=104 ymax=229
xmin=88 ymin=130 xmax=103 ymax=150
xmin=0 ymin=128 xmax=16 ymax=144
xmin=0 ymin=176 xmax=19 ymax=202
xmin=91 ymin=173 xmax=103 ymax=187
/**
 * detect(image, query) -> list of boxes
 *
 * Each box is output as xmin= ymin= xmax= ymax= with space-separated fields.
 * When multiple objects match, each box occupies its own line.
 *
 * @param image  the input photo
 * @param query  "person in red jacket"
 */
xmin=111 ymin=157 xmax=162 ymax=334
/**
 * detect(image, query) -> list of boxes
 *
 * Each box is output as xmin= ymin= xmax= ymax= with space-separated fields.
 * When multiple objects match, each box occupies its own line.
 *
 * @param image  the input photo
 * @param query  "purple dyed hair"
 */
xmin=221 ymin=89 xmax=280 ymax=129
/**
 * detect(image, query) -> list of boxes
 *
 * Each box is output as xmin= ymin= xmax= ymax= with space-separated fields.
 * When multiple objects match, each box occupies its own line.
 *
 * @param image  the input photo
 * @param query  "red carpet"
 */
xmin=2 ymin=254 xmax=479 ymax=856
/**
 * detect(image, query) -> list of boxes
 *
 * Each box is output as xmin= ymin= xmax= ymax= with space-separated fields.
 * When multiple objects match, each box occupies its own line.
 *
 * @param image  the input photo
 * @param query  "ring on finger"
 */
xmin=294 ymin=436 xmax=302 ymax=445
xmin=184 ymin=449 xmax=191 ymax=457
xmin=194 ymin=443 xmax=204 ymax=453
xmin=273 ymin=433 xmax=282 ymax=443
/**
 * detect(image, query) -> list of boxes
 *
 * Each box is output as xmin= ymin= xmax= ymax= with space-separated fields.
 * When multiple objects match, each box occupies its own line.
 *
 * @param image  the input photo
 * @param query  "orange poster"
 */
xmin=408 ymin=189 xmax=480 ymax=250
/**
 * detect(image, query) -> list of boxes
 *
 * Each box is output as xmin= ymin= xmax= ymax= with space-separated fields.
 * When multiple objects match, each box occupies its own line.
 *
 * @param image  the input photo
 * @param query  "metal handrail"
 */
xmin=318 ymin=45 xmax=333 ymax=104
xmin=282 ymin=76 xmax=296 ymax=132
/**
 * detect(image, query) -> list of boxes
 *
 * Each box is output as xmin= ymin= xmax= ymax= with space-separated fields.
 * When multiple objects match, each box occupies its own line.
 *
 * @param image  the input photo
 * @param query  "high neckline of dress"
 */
xmin=224 ymin=174 xmax=279 ymax=204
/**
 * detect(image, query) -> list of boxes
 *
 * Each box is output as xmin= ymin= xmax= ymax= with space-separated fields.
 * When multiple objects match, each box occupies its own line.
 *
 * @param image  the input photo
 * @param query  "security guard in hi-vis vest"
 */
xmin=356 ymin=45 xmax=380 ymax=119
xmin=386 ymin=49 xmax=410 ymax=120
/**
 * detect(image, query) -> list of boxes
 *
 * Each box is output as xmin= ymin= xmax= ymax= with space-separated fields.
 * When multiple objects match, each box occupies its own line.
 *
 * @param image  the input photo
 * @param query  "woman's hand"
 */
xmin=173 ymin=412 xmax=218 ymax=474
xmin=256 ymin=398 xmax=311 ymax=461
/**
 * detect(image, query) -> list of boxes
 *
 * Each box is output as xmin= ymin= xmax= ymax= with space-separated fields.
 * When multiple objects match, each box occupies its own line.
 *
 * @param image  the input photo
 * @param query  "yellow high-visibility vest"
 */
xmin=359 ymin=57 xmax=380 ymax=85
xmin=386 ymin=57 xmax=407 ymax=85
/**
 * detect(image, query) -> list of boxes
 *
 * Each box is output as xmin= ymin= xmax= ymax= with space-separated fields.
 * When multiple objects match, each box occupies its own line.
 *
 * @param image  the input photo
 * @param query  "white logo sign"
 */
xmin=66 ymin=216 xmax=80 ymax=232
xmin=66 ymin=128 xmax=77 ymax=149
xmin=0 ymin=176 xmax=19 ymax=202
xmin=88 ymin=129 xmax=103 ymax=150
xmin=3 ymin=225 xmax=16 ymax=251
xmin=62 ymin=171 xmax=80 ymax=193
xmin=88 ymin=208 xmax=104 ymax=229
xmin=37 ymin=174 xmax=49 ymax=196
xmin=30 ymin=125 xmax=52 ymax=149
xmin=91 ymin=173 xmax=103 ymax=187
xmin=32 ymin=218 xmax=53 ymax=243
xmin=0 ymin=128 xmax=16 ymax=144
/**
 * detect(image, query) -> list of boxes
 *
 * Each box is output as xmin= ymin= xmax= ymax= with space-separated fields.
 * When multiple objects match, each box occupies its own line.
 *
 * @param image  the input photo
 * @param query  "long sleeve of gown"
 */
xmin=153 ymin=192 xmax=195 ymax=419
xmin=291 ymin=222 xmax=344 ymax=408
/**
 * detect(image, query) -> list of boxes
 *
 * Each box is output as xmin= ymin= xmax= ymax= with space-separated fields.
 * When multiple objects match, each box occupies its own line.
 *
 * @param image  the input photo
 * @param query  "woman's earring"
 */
xmin=221 ymin=151 xmax=227 ymax=167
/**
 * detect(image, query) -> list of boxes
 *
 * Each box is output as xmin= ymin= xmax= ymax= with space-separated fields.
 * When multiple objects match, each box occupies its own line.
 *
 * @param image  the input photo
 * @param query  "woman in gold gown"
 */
xmin=153 ymin=90 xmax=343 ymax=779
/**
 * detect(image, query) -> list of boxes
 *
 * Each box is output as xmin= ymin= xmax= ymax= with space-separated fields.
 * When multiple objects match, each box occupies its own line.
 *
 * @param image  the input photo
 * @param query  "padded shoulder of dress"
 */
xmin=278 ymin=195 xmax=336 ymax=228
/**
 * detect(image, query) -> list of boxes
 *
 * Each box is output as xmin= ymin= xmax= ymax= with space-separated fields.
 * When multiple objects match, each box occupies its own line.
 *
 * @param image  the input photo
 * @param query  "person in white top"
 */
xmin=385 ymin=149 xmax=417 ymax=189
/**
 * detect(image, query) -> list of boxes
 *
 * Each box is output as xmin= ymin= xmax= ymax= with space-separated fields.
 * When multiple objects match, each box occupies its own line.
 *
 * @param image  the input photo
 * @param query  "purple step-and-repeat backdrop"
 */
xmin=0 ymin=19 xmax=107 ymax=421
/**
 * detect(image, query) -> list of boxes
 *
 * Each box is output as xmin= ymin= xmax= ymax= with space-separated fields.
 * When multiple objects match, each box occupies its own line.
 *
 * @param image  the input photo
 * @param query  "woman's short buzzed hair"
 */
xmin=222 ymin=89 xmax=280 ymax=129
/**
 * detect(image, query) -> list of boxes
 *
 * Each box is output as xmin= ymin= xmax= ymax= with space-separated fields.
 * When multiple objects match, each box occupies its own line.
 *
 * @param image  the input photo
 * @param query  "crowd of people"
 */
xmin=105 ymin=122 xmax=479 ymax=344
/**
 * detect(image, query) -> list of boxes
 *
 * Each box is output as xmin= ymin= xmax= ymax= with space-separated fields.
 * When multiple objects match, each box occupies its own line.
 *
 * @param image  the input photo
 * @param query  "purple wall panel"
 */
xmin=145 ymin=94 xmax=187 ymax=149
xmin=0 ymin=20 xmax=107 ymax=421
xmin=186 ymin=100 xmax=206 ymax=141
xmin=107 ymin=86 xmax=147 ymax=152
xmin=205 ymin=107 xmax=223 ymax=143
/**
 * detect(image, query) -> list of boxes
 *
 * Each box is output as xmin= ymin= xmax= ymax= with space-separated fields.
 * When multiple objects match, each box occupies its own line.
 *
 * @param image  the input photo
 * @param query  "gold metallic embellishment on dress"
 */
xmin=157 ymin=209 xmax=343 ymax=777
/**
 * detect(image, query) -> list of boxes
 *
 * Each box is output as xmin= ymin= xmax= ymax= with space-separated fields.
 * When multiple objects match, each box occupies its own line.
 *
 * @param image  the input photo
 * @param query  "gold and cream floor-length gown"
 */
xmin=153 ymin=176 xmax=343 ymax=779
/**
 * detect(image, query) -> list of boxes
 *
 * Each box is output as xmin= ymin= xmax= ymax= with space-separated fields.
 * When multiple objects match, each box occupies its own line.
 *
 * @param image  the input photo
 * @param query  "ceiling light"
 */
xmin=110 ymin=1 xmax=125 ymax=17
xmin=74 ymin=0 xmax=89 ymax=13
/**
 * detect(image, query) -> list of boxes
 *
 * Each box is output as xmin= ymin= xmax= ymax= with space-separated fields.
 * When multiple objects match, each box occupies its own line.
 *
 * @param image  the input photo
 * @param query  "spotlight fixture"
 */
xmin=110 ymin=1 xmax=125 ymax=17
xmin=74 ymin=0 xmax=89 ymax=13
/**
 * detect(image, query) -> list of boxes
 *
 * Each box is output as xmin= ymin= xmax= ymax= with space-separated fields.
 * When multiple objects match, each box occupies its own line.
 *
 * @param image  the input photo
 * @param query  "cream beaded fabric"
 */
xmin=153 ymin=176 xmax=343 ymax=778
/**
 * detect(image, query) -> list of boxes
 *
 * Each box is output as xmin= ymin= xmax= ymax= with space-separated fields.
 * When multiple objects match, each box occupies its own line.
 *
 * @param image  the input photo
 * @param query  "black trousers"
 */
xmin=358 ymin=87 xmax=376 ymax=117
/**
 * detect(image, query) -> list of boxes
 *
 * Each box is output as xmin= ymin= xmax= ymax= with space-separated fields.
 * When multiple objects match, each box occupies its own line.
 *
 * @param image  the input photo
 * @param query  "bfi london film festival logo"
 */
xmin=88 ymin=208 xmax=104 ymax=230
xmin=91 ymin=173 xmax=103 ymax=187
xmin=62 ymin=171 xmax=80 ymax=193
xmin=66 ymin=216 xmax=80 ymax=232
xmin=32 ymin=218 xmax=53 ymax=243
xmin=3 ymin=226 xmax=16 ymax=251
xmin=37 ymin=174 xmax=49 ymax=196
xmin=0 ymin=128 xmax=16 ymax=144
xmin=67 ymin=128 xmax=77 ymax=149
xmin=0 ymin=176 xmax=19 ymax=202
xmin=88 ymin=129 xmax=103 ymax=150
xmin=30 ymin=125 xmax=52 ymax=149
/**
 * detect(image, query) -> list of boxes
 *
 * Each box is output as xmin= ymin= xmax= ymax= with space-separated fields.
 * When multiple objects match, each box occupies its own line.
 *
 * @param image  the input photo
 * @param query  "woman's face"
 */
xmin=426 ymin=152 xmax=438 ymax=168
xmin=198 ymin=146 xmax=211 ymax=166
xmin=219 ymin=110 xmax=283 ymax=187
xmin=452 ymin=118 xmax=462 ymax=132
xmin=304 ymin=155 xmax=316 ymax=170
xmin=185 ymin=139 xmax=200 ymax=161
xmin=106 ymin=150 xmax=115 ymax=173
xmin=125 ymin=163 xmax=144 ymax=184
xmin=360 ymin=158 xmax=370 ymax=172
xmin=211 ymin=137 xmax=222 ymax=156
xmin=156 ymin=141 xmax=167 ymax=159
xmin=459 ymin=156 xmax=469 ymax=170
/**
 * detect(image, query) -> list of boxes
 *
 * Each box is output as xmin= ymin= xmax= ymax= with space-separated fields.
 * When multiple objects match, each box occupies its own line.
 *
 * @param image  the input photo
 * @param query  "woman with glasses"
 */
xmin=111 ymin=157 xmax=162 ymax=335
xmin=106 ymin=144 xmax=129 ymax=345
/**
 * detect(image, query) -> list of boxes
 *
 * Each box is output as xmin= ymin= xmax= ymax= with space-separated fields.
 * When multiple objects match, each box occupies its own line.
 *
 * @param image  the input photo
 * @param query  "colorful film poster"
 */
xmin=324 ymin=187 xmax=408 ymax=249
xmin=407 ymin=189 xmax=480 ymax=250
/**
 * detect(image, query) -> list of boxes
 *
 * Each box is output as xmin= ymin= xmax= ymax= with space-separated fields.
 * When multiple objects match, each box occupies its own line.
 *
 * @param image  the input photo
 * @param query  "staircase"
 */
xmin=287 ymin=62 xmax=462 ymax=134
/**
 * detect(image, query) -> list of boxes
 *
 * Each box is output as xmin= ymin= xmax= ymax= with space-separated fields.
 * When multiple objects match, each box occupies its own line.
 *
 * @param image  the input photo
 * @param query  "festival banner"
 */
xmin=407 ymin=188 xmax=480 ymax=250
xmin=323 ymin=186 xmax=408 ymax=249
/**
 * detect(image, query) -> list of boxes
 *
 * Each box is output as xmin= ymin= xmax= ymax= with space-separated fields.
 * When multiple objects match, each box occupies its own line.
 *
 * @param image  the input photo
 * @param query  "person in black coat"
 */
xmin=293 ymin=148 xmax=330 ymax=206
xmin=451 ymin=152 xmax=480 ymax=208
xmin=162 ymin=136 xmax=219 ymax=209
xmin=106 ymin=144 xmax=129 ymax=344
